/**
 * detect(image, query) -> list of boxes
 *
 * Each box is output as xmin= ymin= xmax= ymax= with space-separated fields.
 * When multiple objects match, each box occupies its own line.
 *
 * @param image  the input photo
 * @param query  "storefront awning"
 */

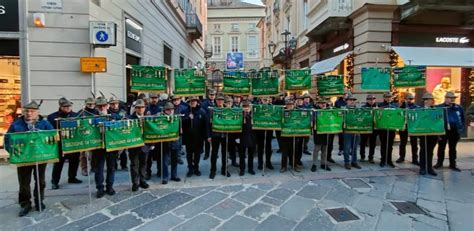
xmin=392 ymin=46 xmax=474 ymax=67
xmin=311 ymin=51 xmax=352 ymax=75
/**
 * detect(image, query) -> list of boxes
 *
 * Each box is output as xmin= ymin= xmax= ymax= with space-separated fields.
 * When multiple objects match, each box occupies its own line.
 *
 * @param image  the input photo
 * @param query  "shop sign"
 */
xmin=40 ymin=0 xmax=63 ymax=12
xmin=125 ymin=18 xmax=142 ymax=54
xmin=435 ymin=37 xmax=470 ymax=44
xmin=80 ymin=57 xmax=107 ymax=73
xmin=0 ymin=0 xmax=19 ymax=32
xmin=397 ymin=32 xmax=472 ymax=47
xmin=333 ymin=43 xmax=350 ymax=53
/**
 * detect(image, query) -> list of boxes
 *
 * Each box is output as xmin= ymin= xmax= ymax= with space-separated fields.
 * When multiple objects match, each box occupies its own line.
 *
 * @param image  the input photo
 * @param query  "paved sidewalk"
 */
xmin=0 ymin=141 xmax=473 ymax=230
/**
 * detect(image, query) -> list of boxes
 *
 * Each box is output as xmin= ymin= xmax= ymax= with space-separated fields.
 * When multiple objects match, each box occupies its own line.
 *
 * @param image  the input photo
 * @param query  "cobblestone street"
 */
xmin=0 ymin=141 xmax=473 ymax=230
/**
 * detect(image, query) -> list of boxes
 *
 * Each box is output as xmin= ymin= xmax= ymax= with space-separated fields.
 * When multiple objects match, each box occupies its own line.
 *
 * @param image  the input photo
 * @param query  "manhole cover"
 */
xmin=342 ymin=179 xmax=371 ymax=189
xmin=391 ymin=202 xmax=426 ymax=214
xmin=325 ymin=208 xmax=360 ymax=222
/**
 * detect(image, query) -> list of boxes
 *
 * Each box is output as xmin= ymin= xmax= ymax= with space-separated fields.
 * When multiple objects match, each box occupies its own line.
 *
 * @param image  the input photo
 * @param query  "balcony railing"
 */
xmin=186 ymin=13 xmax=203 ymax=40
xmin=307 ymin=0 xmax=353 ymax=32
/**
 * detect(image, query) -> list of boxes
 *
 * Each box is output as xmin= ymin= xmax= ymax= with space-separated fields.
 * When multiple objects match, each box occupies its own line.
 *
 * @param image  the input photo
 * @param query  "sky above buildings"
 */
xmin=242 ymin=0 xmax=264 ymax=6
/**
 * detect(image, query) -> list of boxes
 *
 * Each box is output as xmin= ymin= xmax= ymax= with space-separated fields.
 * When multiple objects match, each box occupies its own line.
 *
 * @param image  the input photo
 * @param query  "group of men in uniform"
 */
xmin=6 ymin=89 xmax=465 ymax=217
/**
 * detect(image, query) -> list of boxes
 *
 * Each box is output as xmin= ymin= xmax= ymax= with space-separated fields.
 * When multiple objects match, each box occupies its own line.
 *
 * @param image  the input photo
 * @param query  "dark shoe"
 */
xmin=280 ymin=167 xmax=287 ymax=173
xmin=239 ymin=171 xmax=244 ymax=176
xmin=412 ymin=161 xmax=420 ymax=166
xmin=351 ymin=163 xmax=362 ymax=169
xmin=338 ymin=150 xmax=343 ymax=156
xmin=433 ymin=163 xmax=442 ymax=169
xmin=209 ymin=172 xmax=216 ymax=179
xmin=145 ymin=174 xmax=151 ymax=181
xmin=379 ymin=163 xmax=385 ymax=168
xmin=277 ymin=149 xmax=282 ymax=153
xmin=311 ymin=165 xmax=317 ymax=172
xmin=293 ymin=166 xmax=301 ymax=172
xmin=396 ymin=158 xmax=404 ymax=163
xmin=368 ymin=159 xmax=375 ymax=164
xmin=19 ymin=206 xmax=31 ymax=217
xmin=327 ymin=158 xmax=336 ymax=164
xmin=248 ymin=170 xmax=255 ymax=175
xmin=303 ymin=150 xmax=311 ymax=155
xmin=297 ymin=161 xmax=303 ymax=166
xmin=162 ymin=180 xmax=168 ymax=185
xmin=171 ymin=177 xmax=181 ymax=182
xmin=321 ymin=165 xmax=331 ymax=171
xmin=266 ymin=163 xmax=274 ymax=170
xmin=106 ymin=188 xmax=116 ymax=195
xmin=232 ymin=162 xmax=239 ymax=168
xmin=344 ymin=163 xmax=351 ymax=170
xmin=35 ymin=202 xmax=45 ymax=211
xmin=186 ymin=171 xmax=193 ymax=177
xmin=419 ymin=170 xmax=426 ymax=175
xmin=450 ymin=166 xmax=461 ymax=172
xmin=388 ymin=162 xmax=395 ymax=168
xmin=132 ymin=184 xmax=139 ymax=192
xmin=121 ymin=166 xmax=128 ymax=171
xmin=178 ymin=159 xmax=184 ymax=165
xmin=96 ymin=189 xmax=105 ymax=198
xmin=139 ymin=182 xmax=149 ymax=189
xmin=51 ymin=182 xmax=59 ymax=190
xmin=257 ymin=165 xmax=263 ymax=170
xmin=204 ymin=154 xmax=209 ymax=160
xmin=194 ymin=170 xmax=202 ymax=176
xmin=428 ymin=170 xmax=438 ymax=176
xmin=68 ymin=178 xmax=83 ymax=184
xmin=360 ymin=156 xmax=366 ymax=162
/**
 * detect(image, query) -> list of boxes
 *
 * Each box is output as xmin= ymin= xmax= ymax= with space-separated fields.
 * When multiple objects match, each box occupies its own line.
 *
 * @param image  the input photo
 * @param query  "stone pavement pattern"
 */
xmin=0 ymin=142 xmax=473 ymax=230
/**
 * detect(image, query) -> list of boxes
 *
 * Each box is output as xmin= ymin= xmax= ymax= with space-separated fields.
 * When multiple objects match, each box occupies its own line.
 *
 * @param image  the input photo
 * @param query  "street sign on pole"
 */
xmin=89 ymin=21 xmax=117 ymax=46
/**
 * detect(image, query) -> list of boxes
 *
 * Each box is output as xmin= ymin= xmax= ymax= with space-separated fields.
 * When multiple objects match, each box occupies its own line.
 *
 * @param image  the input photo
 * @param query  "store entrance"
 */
xmin=126 ymin=54 xmax=140 ymax=102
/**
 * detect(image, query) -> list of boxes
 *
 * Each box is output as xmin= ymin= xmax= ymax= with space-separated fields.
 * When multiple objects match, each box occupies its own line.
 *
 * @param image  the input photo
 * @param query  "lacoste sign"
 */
xmin=435 ymin=37 xmax=470 ymax=44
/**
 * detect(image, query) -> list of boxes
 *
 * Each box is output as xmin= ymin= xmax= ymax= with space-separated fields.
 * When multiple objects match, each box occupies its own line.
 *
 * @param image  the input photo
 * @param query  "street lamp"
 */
xmin=280 ymin=30 xmax=297 ymax=69
xmin=268 ymin=41 xmax=276 ymax=66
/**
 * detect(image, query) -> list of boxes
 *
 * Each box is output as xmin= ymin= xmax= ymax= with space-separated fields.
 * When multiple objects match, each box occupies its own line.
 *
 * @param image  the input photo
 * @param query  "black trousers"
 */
xmin=419 ymin=136 xmax=437 ymax=172
xmin=275 ymin=130 xmax=282 ymax=151
xmin=147 ymin=143 xmax=162 ymax=176
xmin=211 ymin=136 xmax=227 ymax=173
xmin=360 ymin=133 xmax=377 ymax=160
xmin=338 ymin=133 xmax=344 ymax=151
xmin=93 ymin=149 xmax=117 ymax=191
xmin=379 ymin=130 xmax=395 ymax=164
xmin=399 ymin=130 xmax=418 ymax=162
xmin=119 ymin=150 xmax=128 ymax=169
xmin=281 ymin=137 xmax=296 ymax=168
xmin=328 ymin=133 xmax=343 ymax=155
xmin=129 ymin=148 xmax=148 ymax=185
xmin=51 ymin=152 xmax=80 ymax=184
xmin=204 ymin=139 xmax=211 ymax=156
xmin=18 ymin=164 xmax=46 ymax=208
xmin=239 ymin=146 xmax=255 ymax=172
xmin=228 ymin=135 xmax=237 ymax=164
xmin=296 ymin=137 xmax=304 ymax=164
xmin=256 ymin=130 xmax=273 ymax=167
xmin=327 ymin=134 xmax=335 ymax=160
xmin=186 ymin=144 xmax=201 ymax=172
xmin=303 ymin=137 xmax=309 ymax=152
xmin=436 ymin=129 xmax=460 ymax=167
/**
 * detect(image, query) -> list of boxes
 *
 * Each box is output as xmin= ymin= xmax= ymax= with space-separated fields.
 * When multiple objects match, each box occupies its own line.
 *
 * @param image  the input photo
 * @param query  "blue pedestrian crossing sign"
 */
xmin=90 ymin=21 xmax=117 ymax=46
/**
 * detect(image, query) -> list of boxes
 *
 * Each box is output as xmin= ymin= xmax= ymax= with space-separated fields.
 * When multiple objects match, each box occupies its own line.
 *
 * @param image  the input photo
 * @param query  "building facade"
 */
xmin=207 ymin=0 xmax=265 ymax=71
xmin=1 ymin=0 xmax=207 ymax=117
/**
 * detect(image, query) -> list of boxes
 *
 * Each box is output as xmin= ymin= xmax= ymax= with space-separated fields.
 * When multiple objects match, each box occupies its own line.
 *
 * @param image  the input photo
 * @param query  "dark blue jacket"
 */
xmin=362 ymin=102 xmax=377 ymax=108
xmin=109 ymin=108 xmax=128 ymax=120
xmin=182 ymin=104 xmax=209 ymax=147
xmin=5 ymin=116 xmax=54 ymax=148
xmin=160 ymin=112 xmax=181 ymax=150
xmin=437 ymin=103 xmax=465 ymax=134
xmin=400 ymin=102 xmax=419 ymax=110
xmin=377 ymin=101 xmax=398 ymax=108
xmin=77 ymin=107 xmax=98 ymax=116
xmin=200 ymin=99 xmax=215 ymax=116
xmin=146 ymin=103 xmax=161 ymax=115
xmin=335 ymin=97 xmax=346 ymax=108
xmin=240 ymin=111 xmax=256 ymax=148
xmin=47 ymin=110 xmax=78 ymax=129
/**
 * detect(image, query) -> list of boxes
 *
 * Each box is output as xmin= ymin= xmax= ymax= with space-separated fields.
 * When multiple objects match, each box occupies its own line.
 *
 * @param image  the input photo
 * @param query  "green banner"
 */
xmin=143 ymin=115 xmax=180 ymax=143
xmin=361 ymin=67 xmax=390 ymax=91
xmin=281 ymin=109 xmax=312 ymax=137
xmin=285 ymin=69 xmax=311 ymax=91
xmin=251 ymin=70 xmax=280 ymax=96
xmin=223 ymin=71 xmax=251 ymax=95
xmin=315 ymin=109 xmax=344 ymax=134
xmin=104 ymin=120 xmax=144 ymax=152
xmin=393 ymin=66 xmax=426 ymax=88
xmin=408 ymin=108 xmax=445 ymax=136
xmin=374 ymin=108 xmax=406 ymax=131
xmin=131 ymin=65 xmax=167 ymax=93
xmin=212 ymin=108 xmax=243 ymax=133
xmin=317 ymin=75 xmax=344 ymax=96
xmin=252 ymin=104 xmax=283 ymax=130
xmin=6 ymin=130 xmax=59 ymax=166
xmin=344 ymin=108 xmax=373 ymax=134
xmin=60 ymin=117 xmax=106 ymax=154
xmin=174 ymin=69 xmax=206 ymax=96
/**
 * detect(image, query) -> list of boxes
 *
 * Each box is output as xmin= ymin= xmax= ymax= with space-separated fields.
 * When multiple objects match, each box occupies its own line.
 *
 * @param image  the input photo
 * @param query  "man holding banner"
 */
xmin=201 ymin=89 xmax=217 ymax=160
xmin=209 ymin=94 xmax=232 ymax=179
xmin=397 ymin=93 xmax=419 ymax=165
xmin=360 ymin=95 xmax=378 ymax=163
xmin=78 ymin=97 xmax=97 ymax=176
xmin=48 ymin=98 xmax=82 ymax=190
xmin=128 ymin=99 xmax=150 ymax=191
xmin=238 ymin=100 xmax=256 ymax=176
xmin=418 ymin=93 xmax=439 ymax=176
xmin=312 ymin=97 xmax=333 ymax=171
xmin=109 ymin=96 xmax=129 ymax=171
xmin=145 ymin=93 xmax=162 ymax=180
xmin=342 ymin=94 xmax=362 ymax=170
xmin=255 ymin=97 xmax=275 ymax=170
xmin=280 ymin=98 xmax=296 ymax=172
xmin=160 ymin=102 xmax=182 ymax=184
xmin=6 ymin=101 xmax=55 ymax=217
xmin=183 ymin=96 xmax=209 ymax=177
xmin=377 ymin=92 xmax=398 ymax=168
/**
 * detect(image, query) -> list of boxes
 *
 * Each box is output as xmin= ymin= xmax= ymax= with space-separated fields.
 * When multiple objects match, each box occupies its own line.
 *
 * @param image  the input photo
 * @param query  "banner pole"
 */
xmin=424 ymin=135 xmax=428 ymax=175
xmin=262 ymin=131 xmax=266 ymax=176
xmin=161 ymin=142 xmax=163 ymax=183
xmin=35 ymin=162 xmax=42 ymax=213
xmin=225 ymin=133 xmax=229 ymax=177
xmin=292 ymin=137 xmax=296 ymax=171
xmin=325 ymin=134 xmax=329 ymax=171
xmin=86 ymin=151 xmax=92 ymax=204
xmin=128 ymin=150 xmax=133 ymax=192
xmin=386 ymin=129 xmax=389 ymax=167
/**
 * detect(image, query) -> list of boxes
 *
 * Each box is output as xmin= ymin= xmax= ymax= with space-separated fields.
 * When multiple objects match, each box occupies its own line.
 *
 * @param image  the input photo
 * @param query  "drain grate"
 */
xmin=342 ymin=179 xmax=371 ymax=189
xmin=391 ymin=202 xmax=426 ymax=215
xmin=325 ymin=208 xmax=360 ymax=222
